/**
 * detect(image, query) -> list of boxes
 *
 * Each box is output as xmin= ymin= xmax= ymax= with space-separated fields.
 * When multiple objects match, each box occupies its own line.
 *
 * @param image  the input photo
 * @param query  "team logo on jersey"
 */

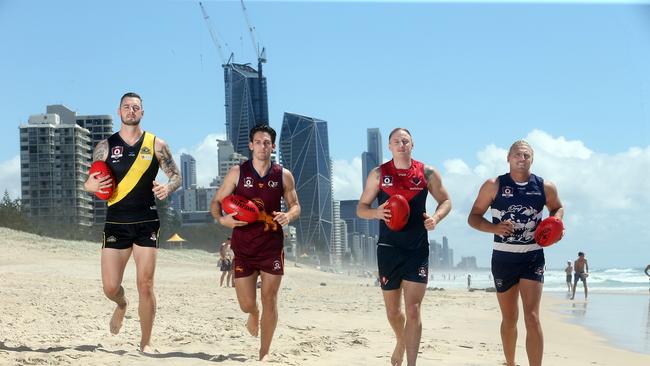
xmin=273 ymin=260 xmax=282 ymax=271
xmin=382 ymin=176 xmax=393 ymax=187
xmin=268 ymin=180 xmax=279 ymax=188
xmin=411 ymin=177 xmax=421 ymax=186
xmin=501 ymin=186 xmax=514 ymax=198
xmin=258 ymin=183 xmax=265 ymax=188
xmin=150 ymin=232 xmax=157 ymax=241
xmin=140 ymin=146 xmax=153 ymax=160
xmin=418 ymin=266 xmax=428 ymax=278
xmin=111 ymin=146 xmax=123 ymax=159
xmin=244 ymin=177 xmax=253 ymax=188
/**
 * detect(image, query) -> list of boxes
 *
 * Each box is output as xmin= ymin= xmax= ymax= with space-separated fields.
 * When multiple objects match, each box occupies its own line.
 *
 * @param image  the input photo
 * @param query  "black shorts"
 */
xmin=103 ymin=220 xmax=160 ymax=250
xmin=377 ymin=244 xmax=429 ymax=291
xmin=491 ymin=250 xmax=545 ymax=293
xmin=566 ymin=274 xmax=572 ymax=282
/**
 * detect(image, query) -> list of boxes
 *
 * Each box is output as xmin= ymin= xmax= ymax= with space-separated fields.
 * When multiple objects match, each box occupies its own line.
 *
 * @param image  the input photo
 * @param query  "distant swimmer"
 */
xmin=571 ymin=252 xmax=589 ymax=301
xmin=357 ymin=128 xmax=451 ymax=366
xmin=83 ymin=92 xmax=181 ymax=353
xmin=468 ymin=140 xmax=564 ymax=366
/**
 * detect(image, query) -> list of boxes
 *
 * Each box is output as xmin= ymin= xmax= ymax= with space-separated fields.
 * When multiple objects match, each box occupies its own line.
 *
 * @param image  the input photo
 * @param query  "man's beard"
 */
xmin=122 ymin=118 xmax=141 ymax=126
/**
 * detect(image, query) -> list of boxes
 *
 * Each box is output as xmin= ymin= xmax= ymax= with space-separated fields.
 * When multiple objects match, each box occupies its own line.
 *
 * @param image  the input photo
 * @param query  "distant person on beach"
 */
xmin=218 ymin=252 xmax=232 ymax=287
xmin=467 ymin=274 xmax=472 ymax=289
xmin=468 ymin=140 xmax=564 ymax=366
xmin=571 ymin=252 xmax=589 ymax=300
xmin=357 ymin=127 xmax=451 ymax=366
xmin=211 ymin=125 xmax=300 ymax=361
xmin=83 ymin=92 xmax=181 ymax=353
xmin=564 ymin=261 xmax=573 ymax=292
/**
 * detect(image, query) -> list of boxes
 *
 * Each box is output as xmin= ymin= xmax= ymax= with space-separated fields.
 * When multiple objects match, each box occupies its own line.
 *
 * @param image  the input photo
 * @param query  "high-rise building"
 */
xmin=279 ymin=112 xmax=332 ymax=259
xmin=224 ymin=63 xmax=269 ymax=157
xmin=331 ymin=200 xmax=348 ymax=267
xmin=361 ymin=128 xmax=382 ymax=186
xmin=46 ymin=105 xmax=113 ymax=225
xmin=361 ymin=128 xmax=382 ymax=237
xmin=19 ymin=111 xmax=93 ymax=227
xmin=180 ymin=153 xmax=197 ymax=190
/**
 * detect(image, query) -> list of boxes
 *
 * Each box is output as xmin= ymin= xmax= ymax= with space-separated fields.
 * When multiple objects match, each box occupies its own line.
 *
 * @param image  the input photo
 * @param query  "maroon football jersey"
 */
xmin=231 ymin=160 xmax=284 ymax=260
xmin=378 ymin=159 xmax=429 ymax=250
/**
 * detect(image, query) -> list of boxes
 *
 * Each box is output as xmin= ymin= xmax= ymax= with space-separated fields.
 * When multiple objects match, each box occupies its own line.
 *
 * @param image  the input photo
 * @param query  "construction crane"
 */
xmin=199 ymin=2 xmax=233 ymax=65
xmin=240 ymin=0 xmax=266 ymax=74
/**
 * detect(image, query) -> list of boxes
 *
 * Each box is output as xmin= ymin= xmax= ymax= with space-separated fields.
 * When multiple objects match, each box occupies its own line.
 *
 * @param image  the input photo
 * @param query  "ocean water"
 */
xmin=427 ymin=268 xmax=650 ymax=293
xmin=426 ymin=268 xmax=650 ymax=355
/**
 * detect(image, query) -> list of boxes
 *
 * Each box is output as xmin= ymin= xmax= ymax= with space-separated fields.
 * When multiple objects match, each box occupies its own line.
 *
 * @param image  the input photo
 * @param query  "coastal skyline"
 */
xmin=1 ymin=1 xmax=649 ymax=268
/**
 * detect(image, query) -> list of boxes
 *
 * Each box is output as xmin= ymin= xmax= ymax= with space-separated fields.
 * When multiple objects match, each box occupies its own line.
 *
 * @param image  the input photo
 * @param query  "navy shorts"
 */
xmin=491 ymin=250 xmax=545 ymax=293
xmin=103 ymin=220 xmax=160 ymax=250
xmin=377 ymin=244 xmax=429 ymax=291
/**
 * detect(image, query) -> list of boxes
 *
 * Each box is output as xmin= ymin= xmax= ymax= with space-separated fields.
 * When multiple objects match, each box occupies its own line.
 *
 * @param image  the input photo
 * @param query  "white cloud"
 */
xmin=332 ymin=157 xmax=363 ymax=201
xmin=170 ymin=133 xmax=226 ymax=188
xmin=0 ymin=155 xmax=21 ymax=199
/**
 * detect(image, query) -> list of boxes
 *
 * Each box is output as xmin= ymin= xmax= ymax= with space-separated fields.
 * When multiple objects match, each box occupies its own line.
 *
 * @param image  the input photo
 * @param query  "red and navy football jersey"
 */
xmin=377 ymin=159 xmax=429 ymax=250
xmin=231 ymin=160 xmax=284 ymax=260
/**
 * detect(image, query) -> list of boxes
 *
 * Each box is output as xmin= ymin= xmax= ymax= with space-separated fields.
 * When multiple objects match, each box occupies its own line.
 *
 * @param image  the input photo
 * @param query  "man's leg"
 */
xmin=258 ymin=271 xmax=283 ymax=361
xmin=132 ymin=245 xmax=157 ymax=351
xmin=101 ymin=248 xmax=132 ymax=334
xmin=519 ymin=279 xmax=543 ymax=366
xmin=382 ymin=288 xmax=405 ymax=366
xmin=496 ymin=284 xmax=519 ymax=366
xmin=402 ymin=280 xmax=427 ymax=366
xmin=570 ymin=277 xmax=578 ymax=300
xmin=583 ymin=279 xmax=588 ymax=300
xmin=234 ymin=272 xmax=260 ymax=337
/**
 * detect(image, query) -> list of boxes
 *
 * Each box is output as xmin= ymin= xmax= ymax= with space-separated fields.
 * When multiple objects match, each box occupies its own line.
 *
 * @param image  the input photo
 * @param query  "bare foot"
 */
xmin=139 ymin=344 xmax=159 ymax=355
xmin=391 ymin=341 xmax=405 ymax=366
xmin=259 ymin=352 xmax=270 ymax=362
xmin=246 ymin=312 xmax=259 ymax=337
xmin=109 ymin=300 xmax=128 ymax=335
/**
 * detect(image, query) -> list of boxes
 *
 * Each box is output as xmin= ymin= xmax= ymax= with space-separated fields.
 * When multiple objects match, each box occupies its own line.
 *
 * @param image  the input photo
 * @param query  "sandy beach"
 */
xmin=0 ymin=227 xmax=648 ymax=365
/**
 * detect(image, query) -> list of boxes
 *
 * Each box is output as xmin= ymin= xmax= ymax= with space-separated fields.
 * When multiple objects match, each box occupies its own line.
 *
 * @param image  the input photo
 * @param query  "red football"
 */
xmin=222 ymin=194 xmax=259 ymax=223
xmin=384 ymin=194 xmax=410 ymax=231
xmin=89 ymin=161 xmax=115 ymax=200
xmin=534 ymin=216 xmax=564 ymax=247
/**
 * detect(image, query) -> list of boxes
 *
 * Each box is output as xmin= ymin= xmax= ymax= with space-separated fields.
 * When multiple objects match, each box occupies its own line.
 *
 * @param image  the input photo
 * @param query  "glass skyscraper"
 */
xmin=279 ymin=112 xmax=332 ymax=259
xmin=224 ymin=63 xmax=269 ymax=157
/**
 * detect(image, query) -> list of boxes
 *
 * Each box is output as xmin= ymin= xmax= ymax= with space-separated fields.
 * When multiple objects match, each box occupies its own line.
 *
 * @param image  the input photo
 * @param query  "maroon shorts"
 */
xmin=232 ymin=249 xmax=284 ymax=278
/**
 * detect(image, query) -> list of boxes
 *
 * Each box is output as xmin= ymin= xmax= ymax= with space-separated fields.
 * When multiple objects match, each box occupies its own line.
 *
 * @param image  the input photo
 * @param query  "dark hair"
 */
xmin=249 ymin=124 xmax=276 ymax=144
xmin=578 ymin=252 xmax=584 ymax=256
xmin=120 ymin=92 xmax=142 ymax=106
xmin=388 ymin=127 xmax=412 ymax=141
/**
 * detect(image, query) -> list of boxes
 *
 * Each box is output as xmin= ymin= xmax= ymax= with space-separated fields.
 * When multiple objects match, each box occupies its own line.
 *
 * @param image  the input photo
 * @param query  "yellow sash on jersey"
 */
xmin=108 ymin=132 xmax=156 ymax=206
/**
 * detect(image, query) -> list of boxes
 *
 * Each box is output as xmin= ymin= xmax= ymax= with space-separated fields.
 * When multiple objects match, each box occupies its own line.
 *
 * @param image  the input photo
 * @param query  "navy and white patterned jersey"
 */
xmin=491 ymin=173 xmax=546 ymax=254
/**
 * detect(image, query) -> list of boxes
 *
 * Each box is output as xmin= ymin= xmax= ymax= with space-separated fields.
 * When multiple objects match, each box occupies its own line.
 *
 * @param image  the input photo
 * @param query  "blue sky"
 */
xmin=1 ymin=1 xmax=649 ymax=267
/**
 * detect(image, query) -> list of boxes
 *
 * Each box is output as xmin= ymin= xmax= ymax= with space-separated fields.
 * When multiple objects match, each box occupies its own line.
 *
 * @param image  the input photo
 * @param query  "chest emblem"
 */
xmin=244 ymin=177 xmax=253 ymax=188
xmin=111 ymin=146 xmax=123 ymax=159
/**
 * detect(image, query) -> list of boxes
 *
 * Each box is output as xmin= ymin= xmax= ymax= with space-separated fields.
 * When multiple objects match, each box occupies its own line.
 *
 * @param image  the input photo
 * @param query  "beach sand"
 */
xmin=1 ymin=227 xmax=648 ymax=365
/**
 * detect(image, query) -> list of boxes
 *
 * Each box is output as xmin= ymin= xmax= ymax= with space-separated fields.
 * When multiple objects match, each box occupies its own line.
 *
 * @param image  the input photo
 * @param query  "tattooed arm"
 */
xmin=84 ymin=140 xmax=111 ymax=193
xmin=153 ymin=137 xmax=182 ymax=200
